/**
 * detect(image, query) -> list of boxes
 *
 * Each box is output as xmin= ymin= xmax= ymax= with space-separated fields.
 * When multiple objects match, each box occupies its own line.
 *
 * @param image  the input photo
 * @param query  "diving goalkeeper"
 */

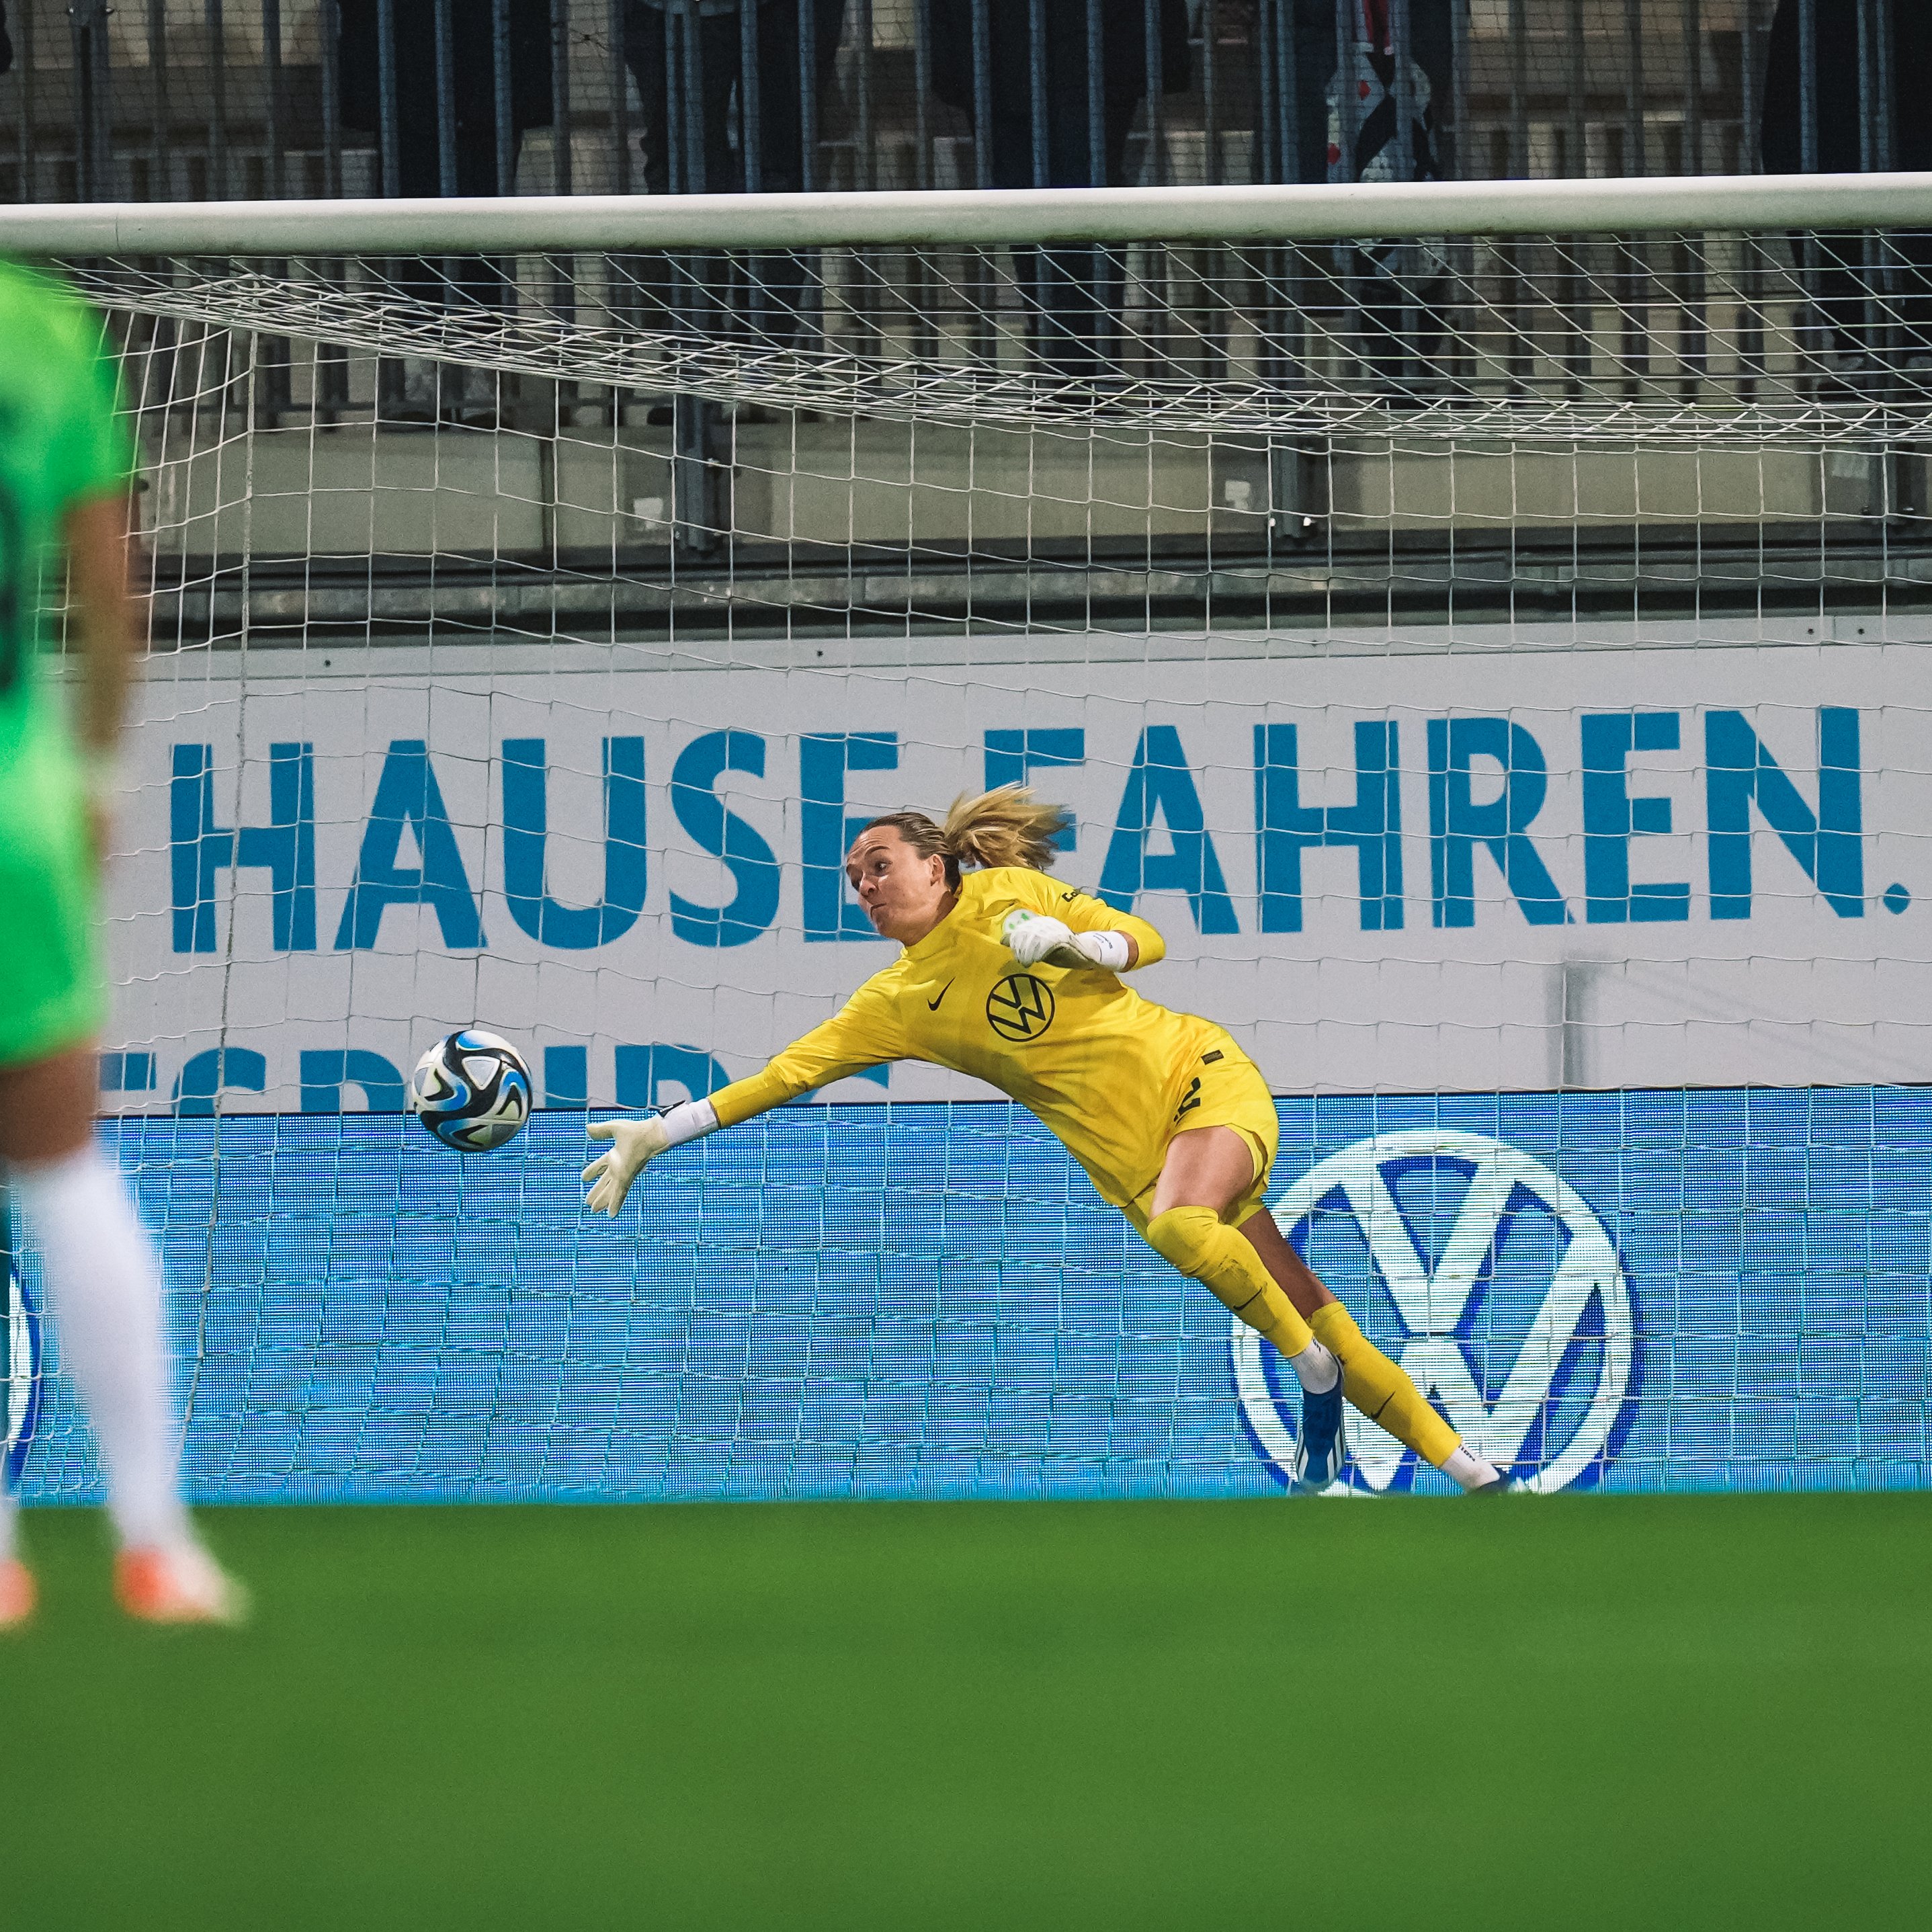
xmin=0 ymin=261 xmax=244 ymax=1626
xmin=584 ymin=787 xmax=1507 ymax=1495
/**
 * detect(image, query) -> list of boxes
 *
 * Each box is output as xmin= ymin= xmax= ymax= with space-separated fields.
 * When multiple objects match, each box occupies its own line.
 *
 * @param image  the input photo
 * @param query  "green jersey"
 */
xmin=0 ymin=262 xmax=134 ymax=1068
xmin=0 ymin=260 xmax=133 ymax=734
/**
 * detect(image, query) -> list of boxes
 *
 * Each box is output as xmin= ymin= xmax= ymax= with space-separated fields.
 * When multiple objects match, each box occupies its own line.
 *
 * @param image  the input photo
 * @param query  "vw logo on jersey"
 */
xmin=3 ymin=1249 xmax=42 ymax=1493
xmin=986 ymin=974 xmax=1056 ymax=1042
xmin=1234 ymin=1131 xmax=1638 ymax=1495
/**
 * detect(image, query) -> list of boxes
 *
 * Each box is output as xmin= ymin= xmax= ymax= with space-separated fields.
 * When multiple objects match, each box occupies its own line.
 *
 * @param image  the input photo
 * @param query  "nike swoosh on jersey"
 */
xmin=927 ymin=982 xmax=954 ymax=1010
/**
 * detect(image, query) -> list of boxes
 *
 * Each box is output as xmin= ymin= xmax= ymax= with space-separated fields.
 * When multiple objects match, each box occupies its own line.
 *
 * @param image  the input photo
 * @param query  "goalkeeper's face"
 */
xmin=845 ymin=827 xmax=952 ymax=944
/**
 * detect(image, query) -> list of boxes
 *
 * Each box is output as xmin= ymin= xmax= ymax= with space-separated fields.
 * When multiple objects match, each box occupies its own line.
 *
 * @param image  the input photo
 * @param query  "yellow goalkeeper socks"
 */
xmin=1309 ymin=1301 xmax=1460 ymax=1470
xmin=1144 ymin=1205 xmax=1322 ymax=1371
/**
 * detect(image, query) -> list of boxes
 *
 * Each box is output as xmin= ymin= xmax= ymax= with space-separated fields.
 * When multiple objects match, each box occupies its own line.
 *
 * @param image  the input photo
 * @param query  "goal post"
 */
xmin=7 ymin=173 xmax=1931 ymax=1503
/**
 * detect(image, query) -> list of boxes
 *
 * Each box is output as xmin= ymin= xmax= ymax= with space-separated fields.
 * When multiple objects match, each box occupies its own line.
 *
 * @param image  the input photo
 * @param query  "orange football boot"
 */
xmin=0 ymin=1556 xmax=36 ymax=1630
xmin=114 ymin=1544 xmax=249 ymax=1626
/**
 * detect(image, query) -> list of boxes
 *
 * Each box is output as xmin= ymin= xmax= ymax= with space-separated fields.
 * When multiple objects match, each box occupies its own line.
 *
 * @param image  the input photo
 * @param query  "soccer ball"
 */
xmin=409 ymin=1030 xmax=533 ymax=1152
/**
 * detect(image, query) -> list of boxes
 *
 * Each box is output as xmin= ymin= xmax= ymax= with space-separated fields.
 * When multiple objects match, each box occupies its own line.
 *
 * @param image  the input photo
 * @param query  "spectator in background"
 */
xmin=1288 ymin=0 xmax=1454 ymax=391
xmin=622 ymin=0 xmax=846 ymax=349
xmin=926 ymin=0 xmax=1191 ymax=379
xmin=1761 ymin=0 xmax=1932 ymax=376
xmin=1 ymin=5 xmax=13 ymax=77
xmin=1294 ymin=0 xmax=1452 ymax=190
xmin=337 ymin=0 xmax=556 ymax=421
xmin=624 ymin=0 xmax=845 ymax=198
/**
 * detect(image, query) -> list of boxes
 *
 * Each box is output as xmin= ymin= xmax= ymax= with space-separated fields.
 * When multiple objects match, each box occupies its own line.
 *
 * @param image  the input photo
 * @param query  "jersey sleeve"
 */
xmin=48 ymin=297 xmax=135 ymax=510
xmin=1003 ymin=868 xmax=1166 ymax=968
xmin=709 ymin=983 xmax=907 ymax=1127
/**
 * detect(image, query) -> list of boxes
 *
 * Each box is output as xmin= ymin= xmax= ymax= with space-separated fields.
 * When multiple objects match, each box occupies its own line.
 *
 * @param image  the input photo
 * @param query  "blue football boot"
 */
xmin=1292 ymin=1376 xmax=1348 ymax=1492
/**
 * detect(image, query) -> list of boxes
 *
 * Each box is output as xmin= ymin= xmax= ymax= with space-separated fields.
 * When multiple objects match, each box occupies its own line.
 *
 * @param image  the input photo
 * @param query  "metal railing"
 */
xmin=1 ymin=1 xmax=1909 ymax=209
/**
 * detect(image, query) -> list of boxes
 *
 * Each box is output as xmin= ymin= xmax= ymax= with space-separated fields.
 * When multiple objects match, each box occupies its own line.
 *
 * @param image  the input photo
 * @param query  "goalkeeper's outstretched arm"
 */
xmin=583 ymin=991 xmax=905 ymax=1216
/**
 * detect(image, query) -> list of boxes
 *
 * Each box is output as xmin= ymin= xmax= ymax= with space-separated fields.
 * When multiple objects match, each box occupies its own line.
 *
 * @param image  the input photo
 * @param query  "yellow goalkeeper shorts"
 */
xmin=1121 ymin=1028 xmax=1281 ymax=1236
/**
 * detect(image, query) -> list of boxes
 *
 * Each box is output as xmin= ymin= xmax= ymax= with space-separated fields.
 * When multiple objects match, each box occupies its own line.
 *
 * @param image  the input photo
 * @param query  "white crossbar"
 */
xmin=6 ymin=172 xmax=1932 ymax=255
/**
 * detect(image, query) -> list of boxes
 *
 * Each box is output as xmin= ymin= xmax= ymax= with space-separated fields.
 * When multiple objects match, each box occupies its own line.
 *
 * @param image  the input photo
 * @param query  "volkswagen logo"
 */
xmin=1234 ymin=1131 xmax=1638 ymax=1495
xmin=3 ymin=1250 xmax=41 ymax=1493
xmin=986 ymin=974 xmax=1055 ymax=1042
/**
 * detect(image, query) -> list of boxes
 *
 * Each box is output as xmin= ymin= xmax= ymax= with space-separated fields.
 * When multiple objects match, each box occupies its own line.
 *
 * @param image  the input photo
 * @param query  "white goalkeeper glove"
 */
xmin=583 ymin=1116 xmax=669 ymax=1217
xmin=1001 ymin=909 xmax=1132 ymax=972
xmin=583 ymin=1099 xmax=719 ymax=1217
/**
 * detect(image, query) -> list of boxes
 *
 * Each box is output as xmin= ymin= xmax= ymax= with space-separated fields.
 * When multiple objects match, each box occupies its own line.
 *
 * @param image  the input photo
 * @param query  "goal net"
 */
xmin=40 ymin=173 xmax=1932 ymax=444
xmin=7 ymin=173 xmax=1931 ymax=1503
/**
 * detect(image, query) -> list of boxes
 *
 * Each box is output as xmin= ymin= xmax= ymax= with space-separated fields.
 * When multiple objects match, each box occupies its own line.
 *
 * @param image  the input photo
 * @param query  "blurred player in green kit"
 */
xmin=0 ymin=261 xmax=243 ymax=1627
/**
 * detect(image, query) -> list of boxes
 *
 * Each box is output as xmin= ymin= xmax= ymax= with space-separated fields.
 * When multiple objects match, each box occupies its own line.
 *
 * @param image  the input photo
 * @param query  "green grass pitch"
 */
xmin=2 ymin=1493 xmax=1927 ymax=1929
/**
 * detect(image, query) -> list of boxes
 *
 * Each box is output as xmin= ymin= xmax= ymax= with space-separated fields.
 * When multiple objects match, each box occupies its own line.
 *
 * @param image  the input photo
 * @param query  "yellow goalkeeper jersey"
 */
xmin=710 ymin=867 xmax=1254 ymax=1208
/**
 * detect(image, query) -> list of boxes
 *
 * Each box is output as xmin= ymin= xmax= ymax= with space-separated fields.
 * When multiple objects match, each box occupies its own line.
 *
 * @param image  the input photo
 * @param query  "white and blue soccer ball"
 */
xmin=409 ymin=1030 xmax=533 ymax=1152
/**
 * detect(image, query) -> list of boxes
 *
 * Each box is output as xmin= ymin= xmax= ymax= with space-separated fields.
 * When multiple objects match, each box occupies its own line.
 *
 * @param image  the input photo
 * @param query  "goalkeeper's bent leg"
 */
xmin=1239 ymin=1208 xmax=1501 ymax=1488
xmin=1144 ymin=1205 xmax=1334 ymax=1384
xmin=1308 ymin=1302 xmax=1460 ymax=1468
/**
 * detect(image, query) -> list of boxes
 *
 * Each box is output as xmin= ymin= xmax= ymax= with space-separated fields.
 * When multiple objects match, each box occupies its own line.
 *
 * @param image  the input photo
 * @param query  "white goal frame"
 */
xmin=4 ymin=171 xmax=1932 ymax=257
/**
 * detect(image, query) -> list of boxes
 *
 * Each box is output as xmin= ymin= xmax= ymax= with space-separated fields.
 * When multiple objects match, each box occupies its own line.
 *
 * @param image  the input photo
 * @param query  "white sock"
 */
xmin=1286 ymin=1337 xmax=1341 ymax=1395
xmin=11 ymin=1147 xmax=192 ymax=1553
xmin=1441 ymin=1444 xmax=1503 ymax=1492
xmin=0 ymin=1488 xmax=15 ymax=1562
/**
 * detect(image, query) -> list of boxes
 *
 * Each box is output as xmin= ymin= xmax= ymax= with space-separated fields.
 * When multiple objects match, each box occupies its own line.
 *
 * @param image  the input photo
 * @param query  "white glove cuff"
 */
xmin=659 ymin=1098 xmax=720 ymax=1147
xmin=1077 ymin=929 xmax=1133 ymax=972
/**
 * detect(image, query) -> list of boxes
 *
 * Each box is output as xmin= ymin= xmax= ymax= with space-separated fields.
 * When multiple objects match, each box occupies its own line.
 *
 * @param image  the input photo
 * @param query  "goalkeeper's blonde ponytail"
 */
xmin=857 ymin=785 xmax=1068 ymax=888
xmin=941 ymin=786 xmax=1068 ymax=875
